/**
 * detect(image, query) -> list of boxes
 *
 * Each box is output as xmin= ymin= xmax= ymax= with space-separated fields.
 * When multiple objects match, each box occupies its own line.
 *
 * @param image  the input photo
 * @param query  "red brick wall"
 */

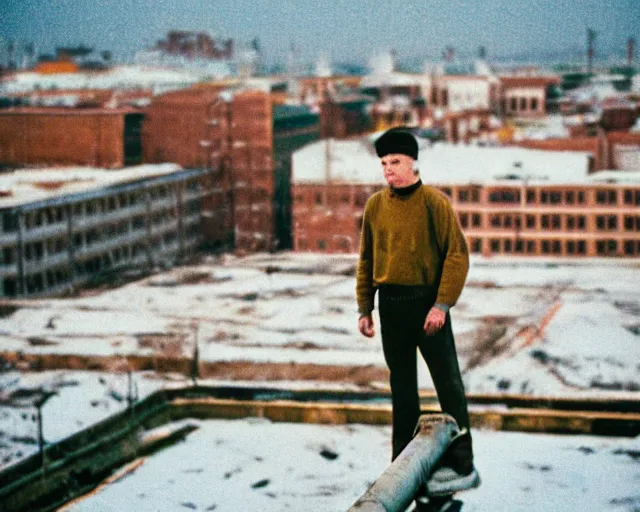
xmin=0 ymin=110 xmax=125 ymax=168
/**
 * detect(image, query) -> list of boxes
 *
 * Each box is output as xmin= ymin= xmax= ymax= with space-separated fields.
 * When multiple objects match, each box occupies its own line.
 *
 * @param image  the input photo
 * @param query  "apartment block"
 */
xmin=0 ymin=164 xmax=209 ymax=297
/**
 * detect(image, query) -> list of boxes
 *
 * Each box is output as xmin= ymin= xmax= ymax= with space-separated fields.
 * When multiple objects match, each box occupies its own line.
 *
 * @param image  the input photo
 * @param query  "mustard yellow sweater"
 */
xmin=356 ymin=184 xmax=469 ymax=314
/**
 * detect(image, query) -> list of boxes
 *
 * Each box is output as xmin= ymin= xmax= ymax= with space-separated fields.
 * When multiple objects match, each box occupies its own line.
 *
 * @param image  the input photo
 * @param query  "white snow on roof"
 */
xmin=0 ymin=163 xmax=183 ymax=208
xmin=292 ymin=138 xmax=597 ymax=185
xmin=0 ymin=65 xmax=216 ymax=95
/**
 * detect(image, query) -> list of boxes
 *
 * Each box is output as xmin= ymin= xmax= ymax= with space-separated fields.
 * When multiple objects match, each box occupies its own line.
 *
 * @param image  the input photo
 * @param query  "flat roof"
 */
xmin=292 ymin=138 xmax=639 ymax=186
xmin=0 ymin=163 xmax=196 ymax=210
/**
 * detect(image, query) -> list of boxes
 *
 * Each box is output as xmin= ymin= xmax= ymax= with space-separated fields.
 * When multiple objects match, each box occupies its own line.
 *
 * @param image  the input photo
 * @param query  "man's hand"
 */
xmin=358 ymin=314 xmax=375 ymax=338
xmin=423 ymin=307 xmax=446 ymax=336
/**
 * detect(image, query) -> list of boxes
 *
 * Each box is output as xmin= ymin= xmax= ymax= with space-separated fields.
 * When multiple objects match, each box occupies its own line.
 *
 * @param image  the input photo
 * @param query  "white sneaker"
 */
xmin=426 ymin=466 xmax=481 ymax=496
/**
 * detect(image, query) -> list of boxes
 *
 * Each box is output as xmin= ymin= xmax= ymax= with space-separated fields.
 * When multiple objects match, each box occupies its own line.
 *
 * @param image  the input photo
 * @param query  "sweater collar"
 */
xmin=391 ymin=178 xmax=422 ymax=197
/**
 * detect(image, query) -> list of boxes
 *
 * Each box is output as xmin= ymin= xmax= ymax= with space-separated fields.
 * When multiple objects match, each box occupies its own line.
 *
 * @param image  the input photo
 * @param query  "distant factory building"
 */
xmin=292 ymin=138 xmax=640 ymax=258
xmin=0 ymin=164 xmax=210 ymax=297
xmin=0 ymin=108 xmax=144 ymax=168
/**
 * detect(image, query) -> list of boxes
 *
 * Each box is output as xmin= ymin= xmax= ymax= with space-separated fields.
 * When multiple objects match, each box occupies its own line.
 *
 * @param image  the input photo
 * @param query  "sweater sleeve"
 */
xmin=355 ymin=199 xmax=375 ymax=315
xmin=433 ymin=195 xmax=469 ymax=307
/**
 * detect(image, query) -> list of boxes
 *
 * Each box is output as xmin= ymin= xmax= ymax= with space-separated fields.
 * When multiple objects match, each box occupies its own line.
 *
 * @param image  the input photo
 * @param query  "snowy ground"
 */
xmin=61 ymin=418 xmax=640 ymax=512
xmin=1 ymin=253 xmax=639 ymax=395
xmin=1 ymin=254 xmax=639 ymax=510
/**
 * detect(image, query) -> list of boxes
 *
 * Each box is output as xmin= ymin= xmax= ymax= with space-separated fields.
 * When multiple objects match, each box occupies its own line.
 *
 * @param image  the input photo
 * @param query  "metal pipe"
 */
xmin=348 ymin=413 xmax=459 ymax=512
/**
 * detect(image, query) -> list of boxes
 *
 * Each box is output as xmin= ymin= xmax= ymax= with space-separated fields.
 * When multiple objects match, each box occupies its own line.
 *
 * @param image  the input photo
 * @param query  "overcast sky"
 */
xmin=1 ymin=0 xmax=638 ymax=65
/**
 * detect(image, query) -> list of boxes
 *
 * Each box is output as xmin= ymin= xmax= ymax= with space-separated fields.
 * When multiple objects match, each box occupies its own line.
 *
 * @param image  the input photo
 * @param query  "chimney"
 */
xmin=628 ymin=37 xmax=635 ymax=67
xmin=587 ymin=28 xmax=596 ymax=74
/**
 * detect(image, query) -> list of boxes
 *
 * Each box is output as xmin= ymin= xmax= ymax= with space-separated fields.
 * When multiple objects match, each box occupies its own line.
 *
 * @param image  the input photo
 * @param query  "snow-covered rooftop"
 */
xmin=292 ymin=138 xmax=600 ymax=185
xmin=0 ymin=163 xmax=184 ymax=208
xmin=0 ymin=65 xmax=224 ymax=95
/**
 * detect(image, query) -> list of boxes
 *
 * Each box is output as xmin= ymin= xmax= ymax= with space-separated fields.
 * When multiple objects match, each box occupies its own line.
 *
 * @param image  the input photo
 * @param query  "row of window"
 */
xmin=478 ymin=237 xmax=640 ymax=256
xmin=297 ymin=233 xmax=640 ymax=257
xmin=503 ymin=97 xmax=541 ymax=112
xmin=297 ymin=187 xmax=640 ymax=208
xmin=460 ymin=213 xmax=640 ymax=232
xmin=2 ymin=181 xmax=200 ymax=234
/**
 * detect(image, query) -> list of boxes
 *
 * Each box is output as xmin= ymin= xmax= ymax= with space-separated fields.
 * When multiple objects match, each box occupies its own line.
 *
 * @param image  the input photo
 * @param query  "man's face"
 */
xmin=380 ymin=153 xmax=417 ymax=188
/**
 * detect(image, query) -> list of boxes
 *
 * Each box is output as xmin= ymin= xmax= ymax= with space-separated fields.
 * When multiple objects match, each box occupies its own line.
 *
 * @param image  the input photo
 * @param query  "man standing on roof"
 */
xmin=356 ymin=128 xmax=480 ymax=497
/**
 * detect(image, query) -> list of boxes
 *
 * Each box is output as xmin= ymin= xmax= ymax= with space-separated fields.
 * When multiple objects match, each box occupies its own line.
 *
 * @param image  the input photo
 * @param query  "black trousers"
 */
xmin=378 ymin=285 xmax=471 ymax=460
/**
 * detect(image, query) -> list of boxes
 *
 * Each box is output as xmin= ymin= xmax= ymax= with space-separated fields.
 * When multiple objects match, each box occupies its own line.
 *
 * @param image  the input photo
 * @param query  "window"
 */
xmin=489 ymin=189 xmax=520 ymax=203
xmin=515 ymin=240 xmax=524 ymax=253
xmin=471 ymin=239 xmax=482 ymax=253
xmin=458 ymin=190 xmax=469 ymax=202
xmin=531 ymin=98 xmax=538 ymax=111
xmin=472 ymin=214 xmax=481 ymax=227
xmin=578 ymin=216 xmax=586 ymax=229
xmin=526 ymin=240 xmax=536 ymax=253
xmin=540 ymin=191 xmax=549 ymax=204
xmin=490 ymin=239 xmax=500 ymax=253
xmin=552 ymin=215 xmax=561 ymax=230
xmin=504 ymin=239 xmax=513 ymax=252
xmin=565 ymin=191 xmax=575 ymax=204
xmin=541 ymin=215 xmax=550 ymax=229
xmin=552 ymin=241 xmax=561 ymax=254
xmin=567 ymin=217 xmax=576 ymax=230
xmin=526 ymin=215 xmax=536 ymax=229
xmin=577 ymin=241 xmax=586 ymax=254
xmin=520 ymin=97 xmax=527 ymax=111
xmin=550 ymin=192 xmax=562 ymax=204
xmin=526 ymin=190 xmax=536 ymax=204
xmin=623 ymin=190 xmax=632 ymax=205
xmin=315 ymin=192 xmax=323 ymax=205
xmin=541 ymin=240 xmax=550 ymax=254
xmin=596 ymin=216 xmax=606 ymax=230
xmin=317 ymin=240 xmax=326 ymax=250
xmin=567 ymin=241 xmax=576 ymax=254
xmin=624 ymin=240 xmax=635 ymax=255
xmin=578 ymin=191 xmax=585 ymax=204
xmin=510 ymin=98 xmax=517 ymax=111
xmin=607 ymin=216 xmax=617 ymax=230
xmin=624 ymin=216 xmax=634 ymax=230
xmin=459 ymin=213 xmax=469 ymax=228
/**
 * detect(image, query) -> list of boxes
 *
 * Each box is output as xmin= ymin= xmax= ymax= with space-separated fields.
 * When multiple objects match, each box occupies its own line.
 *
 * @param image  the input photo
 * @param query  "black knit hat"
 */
xmin=374 ymin=129 xmax=418 ymax=160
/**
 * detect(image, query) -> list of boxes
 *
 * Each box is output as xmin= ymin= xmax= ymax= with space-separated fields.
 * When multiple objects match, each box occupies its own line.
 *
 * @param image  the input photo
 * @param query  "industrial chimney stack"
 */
xmin=587 ymin=28 xmax=596 ymax=74
xmin=628 ymin=37 xmax=635 ymax=67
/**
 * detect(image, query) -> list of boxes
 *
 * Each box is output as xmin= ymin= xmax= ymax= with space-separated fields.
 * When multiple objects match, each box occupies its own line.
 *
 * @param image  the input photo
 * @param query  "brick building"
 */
xmin=0 ymin=164 xmax=209 ymax=297
xmin=292 ymin=139 xmax=640 ymax=258
xmin=142 ymin=87 xmax=320 ymax=251
xmin=0 ymin=108 xmax=144 ymax=168
xmin=498 ymin=76 xmax=561 ymax=117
